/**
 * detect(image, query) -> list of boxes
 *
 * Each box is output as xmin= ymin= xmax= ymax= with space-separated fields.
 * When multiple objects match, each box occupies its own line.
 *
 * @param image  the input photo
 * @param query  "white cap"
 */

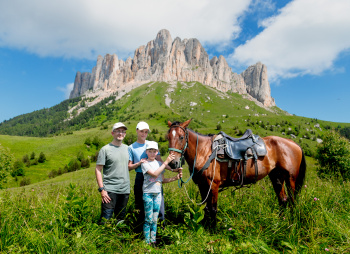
xmin=112 ymin=122 xmax=127 ymax=131
xmin=146 ymin=141 xmax=158 ymax=150
xmin=136 ymin=121 xmax=149 ymax=130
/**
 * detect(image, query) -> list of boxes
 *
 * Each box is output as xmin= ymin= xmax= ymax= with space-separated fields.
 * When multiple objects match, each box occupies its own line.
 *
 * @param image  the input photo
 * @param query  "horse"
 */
xmin=167 ymin=119 xmax=306 ymax=226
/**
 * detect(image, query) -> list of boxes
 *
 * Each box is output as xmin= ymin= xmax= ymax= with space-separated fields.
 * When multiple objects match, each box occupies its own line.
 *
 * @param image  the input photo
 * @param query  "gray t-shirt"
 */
xmin=141 ymin=160 xmax=164 ymax=193
xmin=96 ymin=143 xmax=130 ymax=194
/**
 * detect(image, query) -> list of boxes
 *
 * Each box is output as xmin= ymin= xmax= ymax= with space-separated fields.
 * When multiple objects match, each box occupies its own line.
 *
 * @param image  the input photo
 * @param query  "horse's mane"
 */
xmin=170 ymin=121 xmax=215 ymax=137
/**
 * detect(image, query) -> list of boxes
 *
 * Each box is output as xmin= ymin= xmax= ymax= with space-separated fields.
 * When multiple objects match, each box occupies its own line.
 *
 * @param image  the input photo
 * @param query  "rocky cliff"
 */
xmin=70 ymin=29 xmax=275 ymax=107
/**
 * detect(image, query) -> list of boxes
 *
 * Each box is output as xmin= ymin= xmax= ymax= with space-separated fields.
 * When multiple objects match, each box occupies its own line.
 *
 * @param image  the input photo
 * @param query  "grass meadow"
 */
xmin=1 ymin=81 xmax=350 ymax=253
xmin=1 ymin=156 xmax=349 ymax=253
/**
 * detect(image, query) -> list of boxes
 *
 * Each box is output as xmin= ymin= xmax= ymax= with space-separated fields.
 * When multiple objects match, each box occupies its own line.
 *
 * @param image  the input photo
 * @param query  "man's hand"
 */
xmin=176 ymin=171 xmax=183 ymax=180
xmin=101 ymin=190 xmax=111 ymax=203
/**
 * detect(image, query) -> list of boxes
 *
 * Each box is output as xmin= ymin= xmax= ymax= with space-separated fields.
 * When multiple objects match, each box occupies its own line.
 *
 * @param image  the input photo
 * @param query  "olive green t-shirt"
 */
xmin=96 ymin=143 xmax=130 ymax=194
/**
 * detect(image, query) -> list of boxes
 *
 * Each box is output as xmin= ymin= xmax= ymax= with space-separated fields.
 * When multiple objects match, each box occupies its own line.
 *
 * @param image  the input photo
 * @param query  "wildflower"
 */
xmin=304 ymin=185 xmax=307 ymax=188
xmin=314 ymin=197 xmax=318 ymax=201
xmin=228 ymin=228 xmax=232 ymax=231
xmin=325 ymin=248 xmax=329 ymax=251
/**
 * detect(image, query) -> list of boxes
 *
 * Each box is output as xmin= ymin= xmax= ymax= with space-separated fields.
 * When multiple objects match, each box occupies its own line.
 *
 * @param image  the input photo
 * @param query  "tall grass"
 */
xmin=1 ymin=157 xmax=349 ymax=253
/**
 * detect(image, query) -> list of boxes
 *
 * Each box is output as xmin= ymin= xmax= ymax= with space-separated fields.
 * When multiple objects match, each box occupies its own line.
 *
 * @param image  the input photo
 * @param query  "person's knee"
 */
xmin=101 ymin=208 xmax=114 ymax=220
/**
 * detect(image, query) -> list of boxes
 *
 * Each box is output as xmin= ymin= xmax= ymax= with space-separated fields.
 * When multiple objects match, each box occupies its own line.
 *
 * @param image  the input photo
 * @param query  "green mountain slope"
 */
xmin=1 ymin=81 xmax=350 ymax=188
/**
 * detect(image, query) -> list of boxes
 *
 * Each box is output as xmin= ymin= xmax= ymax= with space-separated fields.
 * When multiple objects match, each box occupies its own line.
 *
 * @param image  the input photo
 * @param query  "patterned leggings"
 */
xmin=143 ymin=192 xmax=161 ymax=244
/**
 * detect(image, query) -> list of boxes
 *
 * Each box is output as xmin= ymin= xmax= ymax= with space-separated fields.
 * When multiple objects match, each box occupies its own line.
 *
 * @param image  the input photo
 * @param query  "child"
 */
xmin=141 ymin=141 xmax=182 ymax=245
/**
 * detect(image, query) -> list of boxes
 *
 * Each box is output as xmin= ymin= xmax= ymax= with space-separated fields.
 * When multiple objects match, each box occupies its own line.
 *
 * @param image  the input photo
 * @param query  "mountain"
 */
xmin=70 ymin=29 xmax=275 ymax=108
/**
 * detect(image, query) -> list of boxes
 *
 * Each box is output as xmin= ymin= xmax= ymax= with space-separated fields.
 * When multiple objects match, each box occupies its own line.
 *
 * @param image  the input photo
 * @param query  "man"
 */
xmin=128 ymin=121 xmax=180 ymax=231
xmin=95 ymin=122 xmax=130 ymax=223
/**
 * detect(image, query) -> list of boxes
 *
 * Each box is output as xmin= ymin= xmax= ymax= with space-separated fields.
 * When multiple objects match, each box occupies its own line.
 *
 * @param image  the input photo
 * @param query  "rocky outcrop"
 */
xmin=70 ymin=29 xmax=275 ymax=107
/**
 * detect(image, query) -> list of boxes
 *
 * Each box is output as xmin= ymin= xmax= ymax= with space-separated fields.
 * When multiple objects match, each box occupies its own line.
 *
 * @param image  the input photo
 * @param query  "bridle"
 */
xmin=168 ymin=125 xmax=198 ymax=187
xmin=168 ymin=125 xmax=188 ymax=162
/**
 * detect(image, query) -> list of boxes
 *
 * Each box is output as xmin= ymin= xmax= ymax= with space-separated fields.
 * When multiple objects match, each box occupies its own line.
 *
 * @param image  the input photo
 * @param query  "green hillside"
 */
xmin=1 ymin=81 xmax=350 ymax=188
xmin=1 ymin=81 xmax=350 ymax=252
xmin=1 ymin=152 xmax=350 ymax=252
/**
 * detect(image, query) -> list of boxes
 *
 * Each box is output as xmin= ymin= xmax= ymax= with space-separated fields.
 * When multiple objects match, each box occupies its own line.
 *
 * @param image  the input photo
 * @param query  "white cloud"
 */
xmin=0 ymin=0 xmax=251 ymax=60
xmin=229 ymin=0 xmax=350 ymax=81
xmin=57 ymin=83 xmax=74 ymax=99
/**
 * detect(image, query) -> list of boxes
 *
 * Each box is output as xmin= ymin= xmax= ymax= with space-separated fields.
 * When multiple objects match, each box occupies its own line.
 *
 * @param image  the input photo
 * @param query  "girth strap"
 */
xmin=198 ymin=147 xmax=218 ymax=175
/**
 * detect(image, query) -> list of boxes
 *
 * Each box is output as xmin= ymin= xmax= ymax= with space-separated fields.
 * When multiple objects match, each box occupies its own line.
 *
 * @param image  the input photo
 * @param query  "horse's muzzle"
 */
xmin=169 ymin=157 xmax=185 ymax=169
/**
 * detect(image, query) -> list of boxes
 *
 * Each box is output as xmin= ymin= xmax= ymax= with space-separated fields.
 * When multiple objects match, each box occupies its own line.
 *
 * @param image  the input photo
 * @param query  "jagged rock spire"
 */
xmin=70 ymin=29 xmax=275 ymax=107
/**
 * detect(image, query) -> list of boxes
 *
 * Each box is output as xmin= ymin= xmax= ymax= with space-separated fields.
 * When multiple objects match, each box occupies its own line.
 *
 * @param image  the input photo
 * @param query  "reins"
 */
xmin=168 ymin=125 xmax=223 ymax=206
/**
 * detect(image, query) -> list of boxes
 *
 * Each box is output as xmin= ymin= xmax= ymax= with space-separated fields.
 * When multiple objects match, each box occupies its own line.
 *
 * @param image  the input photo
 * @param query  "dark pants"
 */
xmin=134 ymin=173 xmax=165 ymax=230
xmin=100 ymin=192 xmax=129 ymax=223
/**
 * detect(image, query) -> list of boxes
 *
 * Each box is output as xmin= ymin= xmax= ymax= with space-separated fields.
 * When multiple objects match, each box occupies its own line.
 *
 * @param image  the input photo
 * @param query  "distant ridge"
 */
xmin=70 ymin=29 xmax=275 ymax=108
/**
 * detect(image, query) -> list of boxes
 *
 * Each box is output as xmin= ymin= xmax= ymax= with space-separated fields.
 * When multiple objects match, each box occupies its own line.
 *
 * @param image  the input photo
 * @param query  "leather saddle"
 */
xmin=213 ymin=129 xmax=267 ymax=160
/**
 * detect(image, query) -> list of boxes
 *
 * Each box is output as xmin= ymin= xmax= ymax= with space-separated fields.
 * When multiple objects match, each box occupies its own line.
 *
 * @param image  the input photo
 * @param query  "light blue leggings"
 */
xmin=143 ymin=192 xmax=161 ymax=243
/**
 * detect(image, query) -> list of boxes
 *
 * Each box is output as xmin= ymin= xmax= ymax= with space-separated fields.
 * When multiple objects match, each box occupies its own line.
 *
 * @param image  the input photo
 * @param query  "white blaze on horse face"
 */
xmin=172 ymin=130 xmax=176 ymax=139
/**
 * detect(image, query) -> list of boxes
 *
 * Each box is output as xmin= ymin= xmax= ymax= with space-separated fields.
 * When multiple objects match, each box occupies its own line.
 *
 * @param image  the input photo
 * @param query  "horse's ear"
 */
xmin=167 ymin=121 xmax=172 ymax=127
xmin=181 ymin=119 xmax=192 ymax=128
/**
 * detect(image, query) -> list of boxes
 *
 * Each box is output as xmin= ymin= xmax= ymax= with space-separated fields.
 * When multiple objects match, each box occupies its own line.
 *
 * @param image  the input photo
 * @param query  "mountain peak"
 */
xmin=70 ymin=30 xmax=275 ymax=107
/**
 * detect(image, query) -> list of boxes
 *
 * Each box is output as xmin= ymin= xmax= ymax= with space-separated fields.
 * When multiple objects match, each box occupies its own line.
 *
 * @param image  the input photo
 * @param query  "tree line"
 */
xmin=0 ymin=95 xmax=117 ymax=137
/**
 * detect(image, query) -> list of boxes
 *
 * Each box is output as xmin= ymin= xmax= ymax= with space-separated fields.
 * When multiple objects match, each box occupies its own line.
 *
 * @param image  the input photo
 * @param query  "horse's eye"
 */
xmin=179 ymin=136 xmax=184 ymax=140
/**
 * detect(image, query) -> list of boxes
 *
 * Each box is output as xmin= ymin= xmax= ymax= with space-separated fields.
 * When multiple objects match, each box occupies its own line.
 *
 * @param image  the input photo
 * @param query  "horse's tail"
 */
xmin=295 ymin=149 xmax=306 ymax=194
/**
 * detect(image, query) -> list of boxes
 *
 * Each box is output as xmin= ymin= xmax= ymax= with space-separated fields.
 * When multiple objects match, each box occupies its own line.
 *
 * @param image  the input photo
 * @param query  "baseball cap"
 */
xmin=136 ymin=121 xmax=149 ymax=130
xmin=112 ymin=122 xmax=127 ymax=131
xmin=146 ymin=141 xmax=158 ymax=150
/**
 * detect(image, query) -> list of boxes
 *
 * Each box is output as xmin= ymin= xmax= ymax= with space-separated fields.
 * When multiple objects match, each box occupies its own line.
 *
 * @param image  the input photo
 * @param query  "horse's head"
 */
xmin=167 ymin=119 xmax=192 ymax=169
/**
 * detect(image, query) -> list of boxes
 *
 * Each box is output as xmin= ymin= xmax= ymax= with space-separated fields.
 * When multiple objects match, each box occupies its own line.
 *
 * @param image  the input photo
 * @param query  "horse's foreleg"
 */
xmin=208 ymin=181 xmax=219 ymax=229
xmin=197 ymin=182 xmax=211 ymax=225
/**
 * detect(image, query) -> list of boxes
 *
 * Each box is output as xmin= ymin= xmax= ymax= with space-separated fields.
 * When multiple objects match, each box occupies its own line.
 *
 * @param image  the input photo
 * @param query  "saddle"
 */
xmin=199 ymin=129 xmax=267 ymax=189
xmin=214 ymin=130 xmax=267 ymax=160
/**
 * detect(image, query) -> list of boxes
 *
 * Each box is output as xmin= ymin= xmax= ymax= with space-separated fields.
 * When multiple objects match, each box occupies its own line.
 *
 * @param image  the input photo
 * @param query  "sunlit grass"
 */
xmin=1 ymin=156 xmax=349 ymax=253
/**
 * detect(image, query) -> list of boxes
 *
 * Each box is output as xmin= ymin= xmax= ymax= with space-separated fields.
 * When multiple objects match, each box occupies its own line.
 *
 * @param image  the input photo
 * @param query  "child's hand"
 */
xmin=177 ymin=167 xmax=183 ymax=174
xmin=176 ymin=171 xmax=183 ymax=179
xmin=165 ymin=153 xmax=175 ymax=164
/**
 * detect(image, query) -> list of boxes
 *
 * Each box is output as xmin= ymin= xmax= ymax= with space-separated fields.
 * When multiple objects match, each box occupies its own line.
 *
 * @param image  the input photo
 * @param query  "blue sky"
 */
xmin=0 ymin=0 xmax=350 ymax=123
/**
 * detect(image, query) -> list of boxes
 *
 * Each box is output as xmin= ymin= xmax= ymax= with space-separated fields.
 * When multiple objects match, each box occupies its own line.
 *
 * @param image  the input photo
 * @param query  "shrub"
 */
xmin=20 ymin=177 xmax=31 ymax=186
xmin=316 ymin=131 xmax=350 ymax=181
xmin=22 ymin=154 xmax=29 ymax=164
xmin=11 ymin=159 xmax=25 ymax=177
xmin=68 ymin=159 xmax=81 ymax=172
xmin=91 ymin=151 xmax=99 ymax=162
xmin=81 ymin=158 xmax=90 ymax=168
xmin=57 ymin=167 xmax=63 ymax=176
xmin=124 ymin=133 xmax=136 ymax=146
xmin=48 ymin=170 xmax=58 ymax=178
xmin=92 ymin=136 xmax=103 ymax=149
xmin=38 ymin=152 xmax=46 ymax=163
xmin=0 ymin=145 xmax=14 ymax=189
xmin=77 ymin=151 xmax=85 ymax=162
xmin=30 ymin=152 xmax=35 ymax=160
xmin=159 ymin=145 xmax=167 ymax=156
xmin=84 ymin=137 xmax=91 ymax=146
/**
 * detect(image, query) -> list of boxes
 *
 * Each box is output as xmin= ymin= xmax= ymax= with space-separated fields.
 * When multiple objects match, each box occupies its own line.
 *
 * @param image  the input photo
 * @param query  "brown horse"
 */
xmin=167 ymin=119 xmax=306 ymax=226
